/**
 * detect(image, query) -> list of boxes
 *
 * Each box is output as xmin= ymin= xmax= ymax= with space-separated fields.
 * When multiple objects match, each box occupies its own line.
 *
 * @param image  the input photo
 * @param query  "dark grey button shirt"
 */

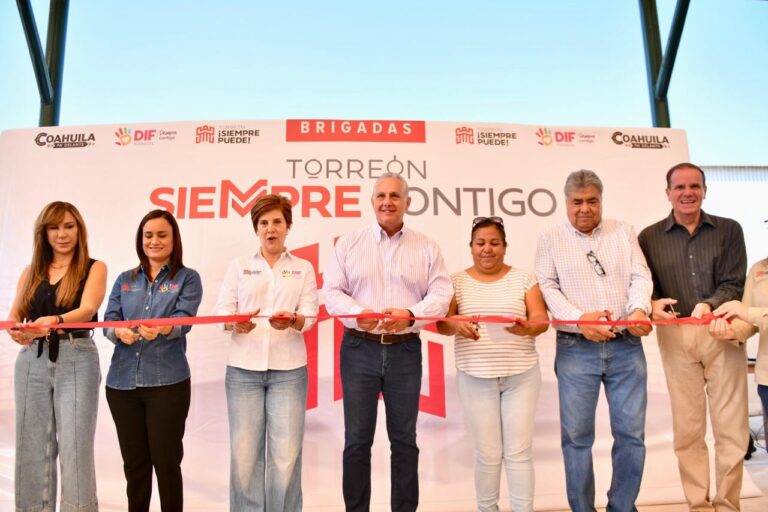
xmin=638 ymin=210 xmax=746 ymax=317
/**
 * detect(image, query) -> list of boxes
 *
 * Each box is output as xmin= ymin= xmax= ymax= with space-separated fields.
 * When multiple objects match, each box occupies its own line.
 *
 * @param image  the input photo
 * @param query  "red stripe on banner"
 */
xmin=333 ymin=317 xmax=344 ymax=402
xmin=421 ymin=341 xmax=446 ymax=418
xmin=304 ymin=322 xmax=319 ymax=410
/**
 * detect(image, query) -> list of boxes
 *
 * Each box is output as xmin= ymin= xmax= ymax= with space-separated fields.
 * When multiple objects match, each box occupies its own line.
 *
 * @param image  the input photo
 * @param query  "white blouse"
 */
xmin=215 ymin=250 xmax=319 ymax=371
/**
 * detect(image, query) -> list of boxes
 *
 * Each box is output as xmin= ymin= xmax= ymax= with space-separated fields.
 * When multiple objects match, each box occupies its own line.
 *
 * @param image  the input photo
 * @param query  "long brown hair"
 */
xmin=19 ymin=202 xmax=91 ymax=318
xmin=132 ymin=209 xmax=185 ymax=280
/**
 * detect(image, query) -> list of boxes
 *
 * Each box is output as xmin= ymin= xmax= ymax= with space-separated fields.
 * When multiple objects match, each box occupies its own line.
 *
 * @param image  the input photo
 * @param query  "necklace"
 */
xmin=50 ymin=262 xmax=70 ymax=270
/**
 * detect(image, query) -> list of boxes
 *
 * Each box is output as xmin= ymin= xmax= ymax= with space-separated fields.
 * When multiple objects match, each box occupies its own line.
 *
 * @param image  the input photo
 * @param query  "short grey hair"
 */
xmin=372 ymin=172 xmax=409 ymax=198
xmin=564 ymin=169 xmax=603 ymax=196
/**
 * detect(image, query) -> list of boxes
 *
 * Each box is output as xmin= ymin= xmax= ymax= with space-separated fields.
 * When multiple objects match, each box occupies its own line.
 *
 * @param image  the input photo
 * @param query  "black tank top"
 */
xmin=30 ymin=258 xmax=98 ymax=361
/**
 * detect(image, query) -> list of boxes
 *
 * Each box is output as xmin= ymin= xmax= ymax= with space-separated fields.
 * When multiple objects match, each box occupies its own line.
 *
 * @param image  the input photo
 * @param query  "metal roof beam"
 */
xmin=17 ymin=0 xmax=54 ymax=105
xmin=39 ymin=0 xmax=70 ymax=126
xmin=639 ymin=0 xmax=691 ymax=127
xmin=655 ymin=0 xmax=690 ymax=101
xmin=16 ymin=0 xmax=70 ymax=126
xmin=639 ymin=0 xmax=670 ymax=127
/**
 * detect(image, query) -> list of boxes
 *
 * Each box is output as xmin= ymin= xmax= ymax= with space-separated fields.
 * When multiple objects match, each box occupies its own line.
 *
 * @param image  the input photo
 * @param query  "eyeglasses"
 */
xmin=472 ymin=216 xmax=504 ymax=228
xmin=586 ymin=250 xmax=606 ymax=276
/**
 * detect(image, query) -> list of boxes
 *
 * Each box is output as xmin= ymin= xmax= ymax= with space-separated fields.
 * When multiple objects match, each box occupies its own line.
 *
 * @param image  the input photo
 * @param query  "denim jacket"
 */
xmin=104 ymin=265 xmax=203 ymax=390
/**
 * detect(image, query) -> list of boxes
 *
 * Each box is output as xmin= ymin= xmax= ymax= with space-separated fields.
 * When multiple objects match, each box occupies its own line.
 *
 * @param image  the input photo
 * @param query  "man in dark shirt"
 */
xmin=638 ymin=162 xmax=748 ymax=512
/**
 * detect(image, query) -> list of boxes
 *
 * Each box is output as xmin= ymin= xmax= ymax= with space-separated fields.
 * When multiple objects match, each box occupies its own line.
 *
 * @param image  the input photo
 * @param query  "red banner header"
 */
xmin=286 ymin=119 xmax=426 ymax=143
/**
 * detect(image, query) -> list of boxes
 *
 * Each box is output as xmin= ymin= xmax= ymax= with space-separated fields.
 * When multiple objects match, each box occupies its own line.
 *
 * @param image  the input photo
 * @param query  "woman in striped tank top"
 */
xmin=437 ymin=216 xmax=548 ymax=512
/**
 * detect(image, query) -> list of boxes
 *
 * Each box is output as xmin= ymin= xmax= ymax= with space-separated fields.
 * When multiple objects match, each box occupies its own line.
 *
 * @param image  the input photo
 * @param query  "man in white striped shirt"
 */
xmin=323 ymin=173 xmax=453 ymax=512
xmin=534 ymin=169 xmax=653 ymax=512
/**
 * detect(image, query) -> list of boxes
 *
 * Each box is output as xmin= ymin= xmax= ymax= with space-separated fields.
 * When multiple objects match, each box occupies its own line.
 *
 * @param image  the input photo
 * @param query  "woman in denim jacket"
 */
xmin=103 ymin=209 xmax=203 ymax=512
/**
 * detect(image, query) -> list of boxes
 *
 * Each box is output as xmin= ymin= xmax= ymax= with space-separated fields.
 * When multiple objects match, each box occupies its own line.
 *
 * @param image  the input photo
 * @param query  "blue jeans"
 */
xmin=457 ymin=366 xmax=541 ymax=512
xmin=340 ymin=332 xmax=422 ymax=512
xmin=555 ymin=331 xmax=647 ymax=512
xmin=15 ymin=337 xmax=101 ymax=512
xmin=225 ymin=365 xmax=308 ymax=512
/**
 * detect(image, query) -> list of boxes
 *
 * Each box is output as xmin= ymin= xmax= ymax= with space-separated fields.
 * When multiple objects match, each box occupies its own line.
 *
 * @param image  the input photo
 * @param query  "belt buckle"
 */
xmin=380 ymin=332 xmax=392 ymax=345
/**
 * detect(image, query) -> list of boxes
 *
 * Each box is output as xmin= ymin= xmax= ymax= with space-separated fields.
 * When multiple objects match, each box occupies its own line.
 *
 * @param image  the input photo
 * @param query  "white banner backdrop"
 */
xmin=0 ymin=120 xmax=757 ymax=510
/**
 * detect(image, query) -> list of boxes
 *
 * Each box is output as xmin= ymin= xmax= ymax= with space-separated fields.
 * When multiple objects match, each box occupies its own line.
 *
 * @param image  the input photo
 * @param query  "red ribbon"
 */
xmin=1 ymin=312 xmax=722 ymax=332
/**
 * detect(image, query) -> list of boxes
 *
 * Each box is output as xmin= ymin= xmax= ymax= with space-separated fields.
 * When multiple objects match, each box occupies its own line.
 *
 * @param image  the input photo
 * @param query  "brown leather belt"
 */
xmin=344 ymin=327 xmax=417 ymax=345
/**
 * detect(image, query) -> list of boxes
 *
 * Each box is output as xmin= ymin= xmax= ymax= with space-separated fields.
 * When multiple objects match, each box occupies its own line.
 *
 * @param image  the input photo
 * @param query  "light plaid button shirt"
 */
xmin=534 ymin=219 xmax=652 ymax=333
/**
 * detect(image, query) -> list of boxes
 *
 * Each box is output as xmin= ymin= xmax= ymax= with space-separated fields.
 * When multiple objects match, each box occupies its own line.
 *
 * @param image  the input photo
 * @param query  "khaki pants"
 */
xmin=657 ymin=325 xmax=748 ymax=512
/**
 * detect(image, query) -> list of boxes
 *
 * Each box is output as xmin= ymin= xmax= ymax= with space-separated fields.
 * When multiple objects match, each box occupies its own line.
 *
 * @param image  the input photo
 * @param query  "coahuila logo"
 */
xmin=286 ymin=119 xmax=426 ymax=143
xmin=611 ymin=131 xmax=669 ymax=149
xmin=536 ymin=127 xmax=575 ymax=146
xmin=114 ymin=127 xmax=157 ymax=146
xmin=35 ymin=132 xmax=95 ymax=149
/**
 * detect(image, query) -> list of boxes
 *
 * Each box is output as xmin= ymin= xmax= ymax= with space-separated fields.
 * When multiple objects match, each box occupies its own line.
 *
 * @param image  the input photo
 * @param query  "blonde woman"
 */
xmin=6 ymin=201 xmax=107 ymax=511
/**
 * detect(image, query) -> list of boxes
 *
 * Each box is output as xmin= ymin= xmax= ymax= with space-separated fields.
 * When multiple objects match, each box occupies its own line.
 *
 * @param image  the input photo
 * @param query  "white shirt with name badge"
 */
xmin=215 ymin=250 xmax=319 ymax=371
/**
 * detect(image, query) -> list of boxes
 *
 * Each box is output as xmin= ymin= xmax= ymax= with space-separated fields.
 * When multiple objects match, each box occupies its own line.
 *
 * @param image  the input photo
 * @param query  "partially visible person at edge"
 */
xmin=535 ymin=170 xmax=653 ymax=512
xmin=436 ymin=216 xmax=548 ymax=512
xmin=215 ymin=194 xmax=319 ymax=511
xmin=6 ymin=201 xmax=107 ymax=512
xmin=323 ymin=172 xmax=453 ymax=512
xmin=711 ymin=252 xmax=768 ymax=453
xmin=638 ymin=162 xmax=748 ymax=512
xmin=103 ymin=209 xmax=203 ymax=512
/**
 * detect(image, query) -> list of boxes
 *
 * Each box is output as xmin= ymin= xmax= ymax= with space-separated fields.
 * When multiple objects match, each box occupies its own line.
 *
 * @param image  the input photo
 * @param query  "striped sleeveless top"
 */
xmin=452 ymin=268 xmax=539 ymax=378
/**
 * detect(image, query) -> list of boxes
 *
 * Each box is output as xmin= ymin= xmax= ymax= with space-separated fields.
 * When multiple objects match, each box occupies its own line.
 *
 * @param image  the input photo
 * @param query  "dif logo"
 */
xmin=114 ymin=127 xmax=157 ymax=146
xmin=535 ymin=127 xmax=575 ymax=146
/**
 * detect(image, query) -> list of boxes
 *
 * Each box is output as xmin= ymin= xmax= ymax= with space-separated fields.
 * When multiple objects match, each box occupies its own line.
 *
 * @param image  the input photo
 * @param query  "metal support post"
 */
xmin=16 ymin=0 xmax=54 ymax=105
xmin=639 ymin=0 xmax=671 ymax=127
xmin=39 ymin=0 xmax=70 ymax=126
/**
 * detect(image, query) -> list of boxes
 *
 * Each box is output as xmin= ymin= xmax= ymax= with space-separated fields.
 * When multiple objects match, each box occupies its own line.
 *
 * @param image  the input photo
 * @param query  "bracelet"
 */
xmin=56 ymin=314 xmax=64 ymax=324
